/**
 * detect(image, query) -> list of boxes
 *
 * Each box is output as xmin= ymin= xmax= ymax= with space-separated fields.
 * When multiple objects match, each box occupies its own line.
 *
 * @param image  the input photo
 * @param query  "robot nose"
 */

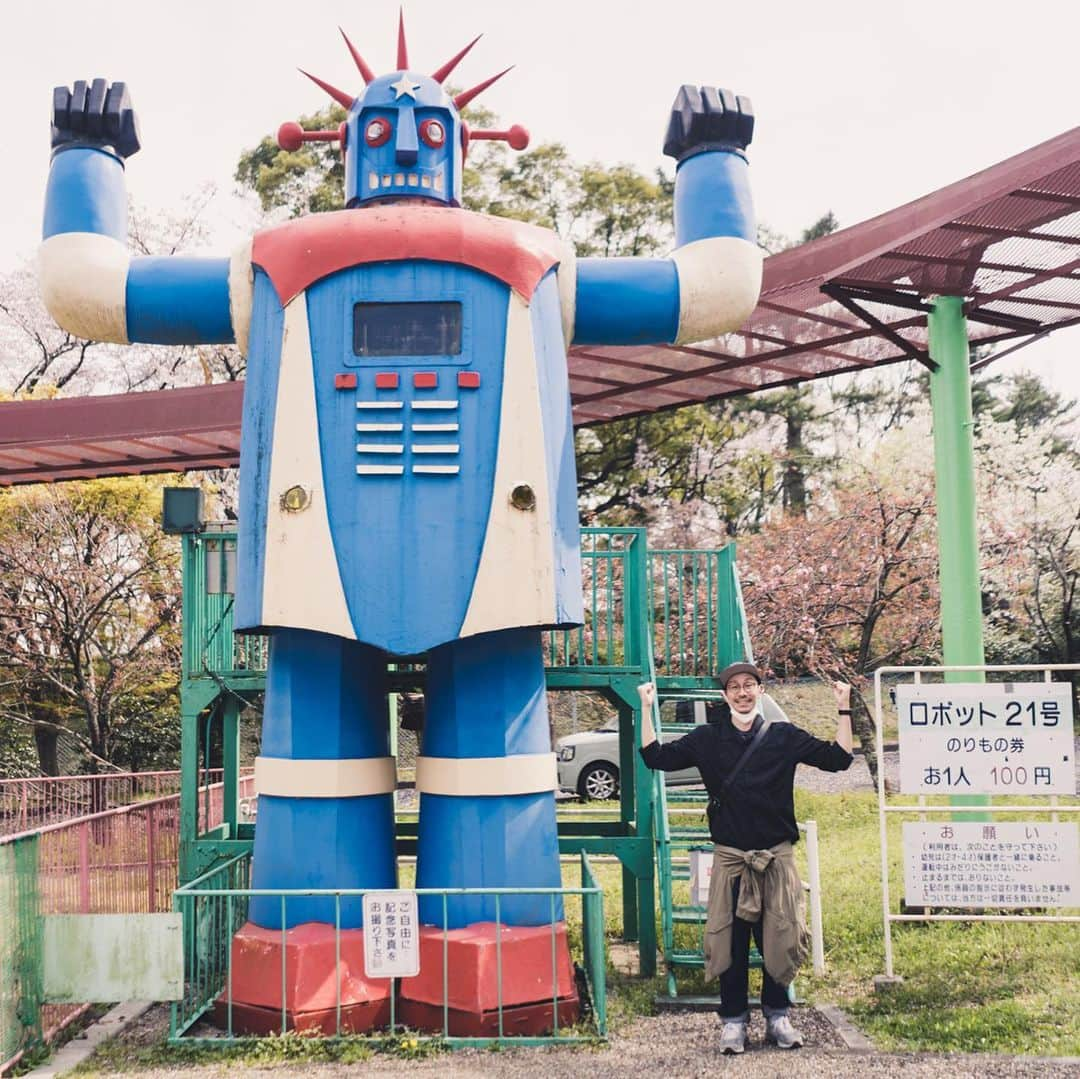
xmin=395 ymin=107 xmax=419 ymax=165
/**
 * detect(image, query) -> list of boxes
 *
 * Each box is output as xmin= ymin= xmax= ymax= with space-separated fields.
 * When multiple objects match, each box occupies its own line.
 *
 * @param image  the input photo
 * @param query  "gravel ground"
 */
xmin=74 ymin=1004 xmax=1080 ymax=1079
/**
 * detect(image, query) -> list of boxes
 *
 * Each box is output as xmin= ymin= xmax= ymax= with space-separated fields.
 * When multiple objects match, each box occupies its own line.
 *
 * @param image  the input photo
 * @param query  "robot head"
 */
xmin=279 ymin=15 xmax=528 ymax=209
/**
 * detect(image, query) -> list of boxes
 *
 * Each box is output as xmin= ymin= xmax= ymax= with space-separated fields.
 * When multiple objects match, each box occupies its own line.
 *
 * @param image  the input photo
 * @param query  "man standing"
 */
xmin=638 ymin=664 xmax=853 ymax=1053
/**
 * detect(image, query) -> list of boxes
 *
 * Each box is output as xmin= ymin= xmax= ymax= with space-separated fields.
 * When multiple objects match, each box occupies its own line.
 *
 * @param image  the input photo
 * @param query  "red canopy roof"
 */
xmin=2 ymin=126 xmax=1078 ymax=484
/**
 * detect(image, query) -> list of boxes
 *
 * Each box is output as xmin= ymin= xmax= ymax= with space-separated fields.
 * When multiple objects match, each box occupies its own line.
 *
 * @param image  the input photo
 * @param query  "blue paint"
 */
xmin=530 ymin=272 xmax=584 ymax=625
xmin=674 ymin=150 xmax=755 ymax=247
xmin=249 ymin=629 xmax=396 ymax=928
xmin=423 ymin=629 xmax=550 ymax=757
xmin=573 ymin=258 xmax=679 ymax=345
xmin=235 ymin=271 xmax=284 ymax=632
xmin=42 ymin=147 xmax=127 ymax=241
xmin=417 ymin=792 xmax=562 ymax=927
xmin=417 ymin=629 xmax=563 ymax=926
xmin=344 ymin=73 xmax=462 ymax=207
xmin=126 ymin=257 xmax=233 ymax=344
xmin=306 ymin=261 xmax=506 ymax=654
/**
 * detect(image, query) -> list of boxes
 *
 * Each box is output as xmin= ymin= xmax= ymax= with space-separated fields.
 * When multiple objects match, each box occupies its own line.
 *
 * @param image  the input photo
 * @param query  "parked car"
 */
xmin=555 ymin=694 xmax=791 ymax=800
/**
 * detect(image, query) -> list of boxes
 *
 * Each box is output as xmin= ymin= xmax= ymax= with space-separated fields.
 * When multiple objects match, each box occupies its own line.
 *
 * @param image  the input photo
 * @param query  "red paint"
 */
xmin=413 ymin=372 xmax=438 ymax=389
xmin=277 ymin=123 xmax=343 ymax=151
xmin=430 ymin=34 xmax=482 ymax=84
xmin=334 ymin=373 xmax=358 ymax=389
xmin=420 ymin=118 xmax=445 ymax=148
xmin=339 ymin=26 xmax=376 ymax=84
xmin=396 ymin=10 xmax=409 ymax=69
xmin=454 ymin=67 xmax=513 ymax=111
xmin=457 ymin=371 xmax=480 ymax=388
xmin=365 ymin=117 xmax=392 ymax=147
xmin=228 ymin=922 xmax=391 ymax=1012
xmin=299 ymin=68 xmax=355 ymax=111
xmin=399 ymin=922 xmax=574 ymax=1014
xmin=374 ymin=372 xmax=399 ymax=390
xmin=470 ymin=125 xmax=530 ymax=151
xmin=398 ymin=994 xmax=580 ymax=1037
xmin=253 ymin=206 xmax=565 ymax=305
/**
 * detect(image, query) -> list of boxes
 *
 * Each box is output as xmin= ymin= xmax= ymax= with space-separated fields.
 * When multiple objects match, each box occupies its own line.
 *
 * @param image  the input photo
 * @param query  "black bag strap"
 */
xmin=716 ymin=715 xmax=772 ymax=801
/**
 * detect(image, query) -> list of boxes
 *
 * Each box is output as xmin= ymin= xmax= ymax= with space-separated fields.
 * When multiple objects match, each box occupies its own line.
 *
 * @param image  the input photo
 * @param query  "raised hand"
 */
xmin=663 ymin=85 xmax=754 ymax=161
xmin=51 ymin=79 xmax=141 ymax=159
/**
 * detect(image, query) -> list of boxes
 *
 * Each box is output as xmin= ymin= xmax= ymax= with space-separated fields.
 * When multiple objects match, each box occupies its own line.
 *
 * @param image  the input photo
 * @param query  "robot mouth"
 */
xmin=367 ymin=168 xmax=444 ymax=193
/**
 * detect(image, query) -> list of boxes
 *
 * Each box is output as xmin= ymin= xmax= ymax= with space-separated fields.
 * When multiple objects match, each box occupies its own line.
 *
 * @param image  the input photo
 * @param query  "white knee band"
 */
xmin=253 ymin=756 xmax=397 ymax=797
xmin=415 ymin=753 xmax=557 ymax=796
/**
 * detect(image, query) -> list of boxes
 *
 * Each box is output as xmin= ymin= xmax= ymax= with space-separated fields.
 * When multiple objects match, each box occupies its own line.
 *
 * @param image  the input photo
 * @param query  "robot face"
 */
xmin=345 ymin=73 xmax=462 ymax=207
xmin=289 ymin=20 xmax=524 ymax=210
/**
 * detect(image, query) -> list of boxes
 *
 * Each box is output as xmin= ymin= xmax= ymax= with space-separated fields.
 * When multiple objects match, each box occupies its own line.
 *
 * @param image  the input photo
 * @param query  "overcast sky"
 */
xmin=4 ymin=0 xmax=1078 ymax=401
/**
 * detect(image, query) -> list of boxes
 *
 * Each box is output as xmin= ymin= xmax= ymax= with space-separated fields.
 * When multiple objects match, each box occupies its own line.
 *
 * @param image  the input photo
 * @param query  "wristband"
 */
xmin=838 ymin=709 xmax=852 ymax=715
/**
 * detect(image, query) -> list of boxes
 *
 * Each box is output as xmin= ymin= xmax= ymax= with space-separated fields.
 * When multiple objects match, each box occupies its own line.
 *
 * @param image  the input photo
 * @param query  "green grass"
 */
xmin=791 ymin=788 xmax=1079 ymax=1054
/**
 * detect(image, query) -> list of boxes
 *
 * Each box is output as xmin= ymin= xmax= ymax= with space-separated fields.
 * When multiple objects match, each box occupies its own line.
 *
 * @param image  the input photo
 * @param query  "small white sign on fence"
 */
xmin=896 ymin=682 xmax=1075 ymax=795
xmin=689 ymin=847 xmax=712 ymax=907
xmin=903 ymin=821 xmax=1080 ymax=908
xmin=362 ymin=890 xmax=420 ymax=979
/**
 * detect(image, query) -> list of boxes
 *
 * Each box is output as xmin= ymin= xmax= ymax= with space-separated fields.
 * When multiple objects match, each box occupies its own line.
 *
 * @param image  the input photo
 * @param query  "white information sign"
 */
xmin=896 ymin=682 xmax=1075 ymax=795
xmin=903 ymin=821 xmax=1079 ymax=908
xmin=362 ymin=890 xmax=420 ymax=978
xmin=689 ymin=847 xmax=712 ymax=907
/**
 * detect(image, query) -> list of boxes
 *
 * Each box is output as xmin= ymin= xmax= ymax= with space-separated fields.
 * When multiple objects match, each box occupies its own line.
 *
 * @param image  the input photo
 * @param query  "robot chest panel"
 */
xmin=306 ymin=261 xmax=510 ymax=482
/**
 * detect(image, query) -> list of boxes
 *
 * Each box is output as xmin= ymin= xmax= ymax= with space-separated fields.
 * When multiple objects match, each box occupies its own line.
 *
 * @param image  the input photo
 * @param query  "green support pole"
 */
xmin=178 ymin=704 xmax=200 ymax=885
xmin=222 ymin=696 xmax=240 ymax=838
xmin=617 ymin=700 xmax=639 ymax=943
xmin=928 ymin=295 xmax=988 ymax=816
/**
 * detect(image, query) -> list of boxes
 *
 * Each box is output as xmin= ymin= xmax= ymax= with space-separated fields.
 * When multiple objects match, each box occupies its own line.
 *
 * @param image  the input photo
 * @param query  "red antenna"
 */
xmin=339 ymin=27 xmax=376 ymax=84
xmin=278 ymin=121 xmax=347 ymax=151
xmin=454 ymin=67 xmax=513 ymax=110
xmin=468 ymin=124 xmax=530 ymax=151
xmin=431 ymin=34 xmax=482 ymax=84
xmin=396 ymin=9 xmax=409 ymax=69
xmin=298 ymin=69 xmax=355 ymax=110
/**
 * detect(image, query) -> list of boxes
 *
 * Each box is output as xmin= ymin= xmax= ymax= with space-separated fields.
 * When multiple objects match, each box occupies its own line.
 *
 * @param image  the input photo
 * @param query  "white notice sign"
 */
xmin=362 ymin=890 xmax=420 ymax=978
xmin=689 ymin=847 xmax=712 ymax=907
xmin=903 ymin=821 xmax=1079 ymax=908
xmin=896 ymin=683 xmax=1075 ymax=795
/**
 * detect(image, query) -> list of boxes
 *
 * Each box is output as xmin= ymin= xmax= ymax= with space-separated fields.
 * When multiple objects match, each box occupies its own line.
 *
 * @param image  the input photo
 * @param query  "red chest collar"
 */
xmin=252 ymin=205 xmax=565 ymax=305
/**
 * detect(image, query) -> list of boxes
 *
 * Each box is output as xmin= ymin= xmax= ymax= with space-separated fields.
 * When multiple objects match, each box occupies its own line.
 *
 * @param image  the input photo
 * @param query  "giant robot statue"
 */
xmin=40 ymin=15 xmax=760 ymax=1033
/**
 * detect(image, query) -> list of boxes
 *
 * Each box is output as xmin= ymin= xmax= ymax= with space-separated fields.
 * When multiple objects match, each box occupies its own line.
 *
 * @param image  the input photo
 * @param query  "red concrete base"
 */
xmin=399 ymin=922 xmax=575 ymax=1014
xmin=398 ymin=992 xmax=580 ymax=1036
xmin=212 ymin=995 xmax=391 ymax=1037
xmin=221 ymin=921 xmax=390 ymax=1032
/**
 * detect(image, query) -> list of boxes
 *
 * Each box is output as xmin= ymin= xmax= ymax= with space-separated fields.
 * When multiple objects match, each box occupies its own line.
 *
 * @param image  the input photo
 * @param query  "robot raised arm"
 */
xmin=40 ymin=80 xmax=245 ymax=350
xmin=572 ymin=85 xmax=761 ymax=347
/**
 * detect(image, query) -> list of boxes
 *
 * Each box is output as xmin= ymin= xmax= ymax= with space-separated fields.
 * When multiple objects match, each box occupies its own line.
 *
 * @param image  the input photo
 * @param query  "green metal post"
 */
xmin=928 ymin=295 xmax=988 ymax=816
xmin=928 ymin=296 xmax=986 ymax=679
xmin=222 ymin=696 xmax=240 ymax=837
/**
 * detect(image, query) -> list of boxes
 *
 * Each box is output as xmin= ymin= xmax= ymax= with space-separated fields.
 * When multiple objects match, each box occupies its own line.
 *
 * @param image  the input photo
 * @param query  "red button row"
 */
xmin=336 ymin=371 xmax=481 ymax=391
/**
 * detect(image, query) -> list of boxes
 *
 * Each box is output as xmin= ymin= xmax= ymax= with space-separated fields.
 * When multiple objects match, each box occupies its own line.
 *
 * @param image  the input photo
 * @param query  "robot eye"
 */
xmin=365 ymin=118 xmax=392 ymax=147
xmin=420 ymin=119 xmax=445 ymax=148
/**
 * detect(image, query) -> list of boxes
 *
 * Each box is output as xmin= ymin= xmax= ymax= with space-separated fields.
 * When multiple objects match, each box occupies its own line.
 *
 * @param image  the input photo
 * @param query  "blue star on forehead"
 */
xmin=390 ymin=74 xmax=421 ymax=100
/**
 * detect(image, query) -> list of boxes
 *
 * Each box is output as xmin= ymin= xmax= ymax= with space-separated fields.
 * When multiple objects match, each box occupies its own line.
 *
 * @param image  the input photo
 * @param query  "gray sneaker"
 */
xmin=765 ymin=1013 xmax=804 ymax=1049
xmin=719 ymin=1019 xmax=747 ymax=1054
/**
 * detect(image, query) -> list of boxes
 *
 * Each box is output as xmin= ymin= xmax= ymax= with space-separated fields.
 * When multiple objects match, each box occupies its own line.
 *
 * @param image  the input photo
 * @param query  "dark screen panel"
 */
xmin=353 ymin=301 xmax=462 ymax=358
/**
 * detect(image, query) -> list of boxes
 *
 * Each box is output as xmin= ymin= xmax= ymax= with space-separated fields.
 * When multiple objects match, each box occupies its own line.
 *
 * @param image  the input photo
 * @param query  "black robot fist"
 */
xmin=51 ymin=79 xmax=141 ymax=159
xmin=663 ymin=85 xmax=754 ymax=162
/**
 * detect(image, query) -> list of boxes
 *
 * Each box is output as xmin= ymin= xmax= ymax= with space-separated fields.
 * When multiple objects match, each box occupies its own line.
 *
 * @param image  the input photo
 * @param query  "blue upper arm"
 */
xmin=43 ymin=146 xmax=234 ymax=345
xmin=572 ymin=149 xmax=755 ymax=347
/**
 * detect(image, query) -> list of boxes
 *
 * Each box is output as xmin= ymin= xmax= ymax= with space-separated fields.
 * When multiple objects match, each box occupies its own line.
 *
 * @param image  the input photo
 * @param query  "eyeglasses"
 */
xmin=726 ymin=680 xmax=759 ymax=693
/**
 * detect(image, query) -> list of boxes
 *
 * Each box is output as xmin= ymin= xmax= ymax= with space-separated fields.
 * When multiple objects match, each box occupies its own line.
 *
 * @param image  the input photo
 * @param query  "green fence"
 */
xmin=0 ymin=837 xmax=43 ymax=1073
xmin=171 ymin=851 xmax=607 ymax=1047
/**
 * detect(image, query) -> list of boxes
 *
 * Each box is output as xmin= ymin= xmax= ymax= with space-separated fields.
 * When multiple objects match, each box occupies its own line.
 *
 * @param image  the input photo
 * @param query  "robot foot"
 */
xmin=398 ymin=921 xmax=579 ymax=1035
xmin=215 ymin=921 xmax=391 ymax=1035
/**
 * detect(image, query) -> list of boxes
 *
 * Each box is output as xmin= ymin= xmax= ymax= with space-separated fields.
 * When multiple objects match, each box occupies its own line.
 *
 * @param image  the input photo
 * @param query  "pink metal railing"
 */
xmin=1 ymin=773 xmax=254 ymax=1073
xmin=0 ymin=770 xmax=228 ymax=837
